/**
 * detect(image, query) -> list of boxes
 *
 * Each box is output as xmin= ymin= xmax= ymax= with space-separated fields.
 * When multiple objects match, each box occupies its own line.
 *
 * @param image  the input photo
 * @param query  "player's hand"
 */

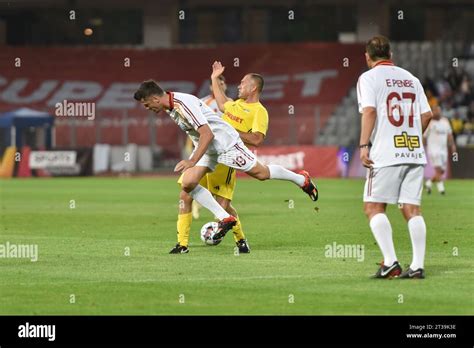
xmin=211 ymin=61 xmax=225 ymax=79
xmin=360 ymin=147 xmax=374 ymax=168
xmin=174 ymin=160 xmax=196 ymax=173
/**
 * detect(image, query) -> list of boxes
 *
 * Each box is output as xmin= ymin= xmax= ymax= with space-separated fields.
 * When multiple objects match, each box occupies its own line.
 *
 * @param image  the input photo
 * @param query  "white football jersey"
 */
xmin=166 ymin=92 xmax=239 ymax=154
xmin=424 ymin=117 xmax=452 ymax=154
xmin=201 ymin=95 xmax=223 ymax=117
xmin=357 ymin=60 xmax=431 ymax=168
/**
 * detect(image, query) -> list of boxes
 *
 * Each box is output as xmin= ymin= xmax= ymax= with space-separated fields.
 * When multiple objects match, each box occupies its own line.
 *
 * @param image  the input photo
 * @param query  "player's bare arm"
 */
xmin=238 ymin=131 xmax=265 ymax=147
xmin=174 ymin=125 xmax=214 ymax=172
xmin=448 ymin=132 xmax=457 ymax=154
xmin=359 ymin=106 xmax=377 ymax=168
xmin=421 ymin=111 xmax=433 ymax=133
xmin=211 ymin=61 xmax=233 ymax=112
xmin=422 ymin=130 xmax=428 ymax=146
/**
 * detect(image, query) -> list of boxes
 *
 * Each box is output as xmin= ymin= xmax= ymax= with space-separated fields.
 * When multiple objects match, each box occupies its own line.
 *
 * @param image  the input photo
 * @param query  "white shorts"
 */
xmin=429 ymin=151 xmax=448 ymax=171
xmin=194 ymin=140 xmax=257 ymax=172
xmin=363 ymin=164 xmax=424 ymax=206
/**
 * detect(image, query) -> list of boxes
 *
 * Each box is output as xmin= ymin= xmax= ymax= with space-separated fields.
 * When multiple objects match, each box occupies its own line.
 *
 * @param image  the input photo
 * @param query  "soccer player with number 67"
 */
xmin=357 ymin=36 xmax=433 ymax=279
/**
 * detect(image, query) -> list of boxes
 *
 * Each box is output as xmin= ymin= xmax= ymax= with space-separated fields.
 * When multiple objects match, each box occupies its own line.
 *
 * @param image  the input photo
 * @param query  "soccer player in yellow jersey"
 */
xmin=212 ymin=62 xmax=268 ymax=149
xmin=210 ymin=62 xmax=270 ymax=252
xmin=177 ymin=65 xmax=270 ymax=253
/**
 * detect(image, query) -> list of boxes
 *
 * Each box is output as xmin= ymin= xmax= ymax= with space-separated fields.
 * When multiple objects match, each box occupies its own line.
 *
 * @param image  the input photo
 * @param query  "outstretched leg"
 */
xmin=245 ymin=161 xmax=318 ymax=201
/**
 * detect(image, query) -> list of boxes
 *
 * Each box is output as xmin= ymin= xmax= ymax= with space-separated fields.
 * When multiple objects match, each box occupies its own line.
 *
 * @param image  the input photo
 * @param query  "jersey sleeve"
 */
xmin=357 ymin=73 xmax=376 ymax=113
xmin=251 ymin=107 xmax=269 ymax=136
xmin=417 ymin=81 xmax=432 ymax=114
xmin=175 ymin=96 xmax=208 ymax=130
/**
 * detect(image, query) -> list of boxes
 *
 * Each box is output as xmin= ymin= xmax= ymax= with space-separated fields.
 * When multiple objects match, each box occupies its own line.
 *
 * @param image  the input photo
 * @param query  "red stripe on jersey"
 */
xmin=167 ymin=91 xmax=174 ymax=109
xmin=367 ymin=175 xmax=370 ymax=196
xmin=368 ymin=169 xmax=373 ymax=196
xmin=234 ymin=144 xmax=254 ymax=161
xmin=373 ymin=60 xmax=394 ymax=68
xmin=181 ymin=101 xmax=202 ymax=127
xmin=173 ymin=99 xmax=202 ymax=127
xmin=370 ymin=170 xmax=373 ymax=196
xmin=174 ymin=99 xmax=201 ymax=126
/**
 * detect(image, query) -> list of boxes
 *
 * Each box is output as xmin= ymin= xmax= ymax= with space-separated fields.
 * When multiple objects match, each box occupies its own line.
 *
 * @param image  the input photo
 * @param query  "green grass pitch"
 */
xmin=0 ymin=177 xmax=472 ymax=315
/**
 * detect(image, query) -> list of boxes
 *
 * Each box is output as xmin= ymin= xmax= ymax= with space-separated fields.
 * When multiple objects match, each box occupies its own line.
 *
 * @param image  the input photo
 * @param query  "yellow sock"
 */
xmin=232 ymin=217 xmax=246 ymax=242
xmin=177 ymin=212 xmax=192 ymax=247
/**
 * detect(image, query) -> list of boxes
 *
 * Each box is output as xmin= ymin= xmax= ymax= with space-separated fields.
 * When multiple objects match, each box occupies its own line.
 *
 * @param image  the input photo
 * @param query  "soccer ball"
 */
xmin=200 ymin=222 xmax=222 ymax=246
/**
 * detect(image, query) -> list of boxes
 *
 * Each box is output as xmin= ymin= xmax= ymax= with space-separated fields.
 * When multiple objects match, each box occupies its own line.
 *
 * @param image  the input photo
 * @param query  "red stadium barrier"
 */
xmin=0 ymin=44 xmax=365 ymax=153
xmin=238 ymin=145 xmax=341 ymax=178
xmin=17 ymin=146 xmax=32 ymax=177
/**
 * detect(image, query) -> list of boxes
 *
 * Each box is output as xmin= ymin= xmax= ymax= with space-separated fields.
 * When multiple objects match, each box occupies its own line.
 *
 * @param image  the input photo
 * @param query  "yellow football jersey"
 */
xmin=222 ymin=99 xmax=269 ymax=135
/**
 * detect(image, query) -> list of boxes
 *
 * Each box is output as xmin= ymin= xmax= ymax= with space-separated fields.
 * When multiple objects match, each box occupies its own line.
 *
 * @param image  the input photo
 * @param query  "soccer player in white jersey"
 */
xmin=134 ymin=80 xmax=318 ymax=254
xmin=424 ymin=105 xmax=457 ymax=195
xmin=187 ymin=75 xmax=227 ymax=219
xmin=357 ymin=36 xmax=432 ymax=279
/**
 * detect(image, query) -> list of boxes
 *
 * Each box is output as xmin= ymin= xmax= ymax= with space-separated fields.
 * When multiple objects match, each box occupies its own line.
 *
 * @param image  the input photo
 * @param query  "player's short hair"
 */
xmin=366 ymin=35 xmax=391 ymax=61
xmin=249 ymin=73 xmax=264 ymax=93
xmin=133 ymin=80 xmax=165 ymax=101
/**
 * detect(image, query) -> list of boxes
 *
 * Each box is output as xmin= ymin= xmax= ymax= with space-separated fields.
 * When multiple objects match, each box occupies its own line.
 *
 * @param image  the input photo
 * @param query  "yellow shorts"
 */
xmin=177 ymin=163 xmax=236 ymax=200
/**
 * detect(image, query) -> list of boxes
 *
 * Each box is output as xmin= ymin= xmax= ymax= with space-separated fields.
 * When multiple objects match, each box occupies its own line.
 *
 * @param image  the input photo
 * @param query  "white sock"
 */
xmin=436 ymin=181 xmax=445 ymax=192
xmin=268 ymin=164 xmax=305 ymax=186
xmin=369 ymin=213 xmax=398 ymax=266
xmin=188 ymin=185 xmax=230 ymax=220
xmin=425 ymin=179 xmax=432 ymax=189
xmin=408 ymin=215 xmax=426 ymax=270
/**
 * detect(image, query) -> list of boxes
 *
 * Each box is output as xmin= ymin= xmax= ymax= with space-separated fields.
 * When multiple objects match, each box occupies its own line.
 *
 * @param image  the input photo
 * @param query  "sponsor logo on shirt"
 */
xmin=393 ymin=132 xmax=420 ymax=151
xmin=225 ymin=111 xmax=244 ymax=124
